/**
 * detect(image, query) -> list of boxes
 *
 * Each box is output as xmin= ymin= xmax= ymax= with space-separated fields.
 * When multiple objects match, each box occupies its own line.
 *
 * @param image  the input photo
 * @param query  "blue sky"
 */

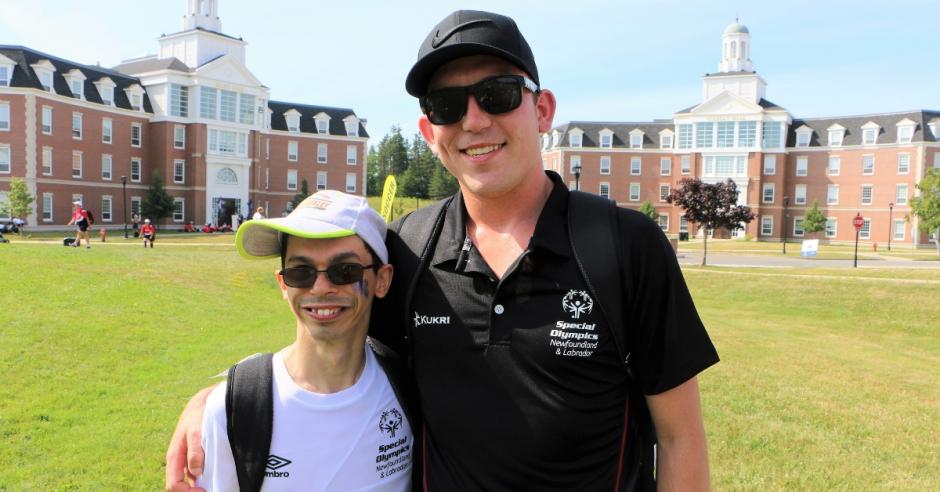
xmin=2 ymin=0 xmax=938 ymax=145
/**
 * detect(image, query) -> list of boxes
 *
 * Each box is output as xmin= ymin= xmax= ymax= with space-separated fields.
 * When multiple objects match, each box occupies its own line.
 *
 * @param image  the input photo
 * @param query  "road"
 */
xmin=676 ymin=251 xmax=940 ymax=269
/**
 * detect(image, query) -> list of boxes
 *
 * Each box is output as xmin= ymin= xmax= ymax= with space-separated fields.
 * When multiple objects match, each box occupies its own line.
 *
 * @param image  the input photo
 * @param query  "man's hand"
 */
xmin=165 ymin=385 xmax=215 ymax=491
xmin=646 ymin=377 xmax=710 ymax=492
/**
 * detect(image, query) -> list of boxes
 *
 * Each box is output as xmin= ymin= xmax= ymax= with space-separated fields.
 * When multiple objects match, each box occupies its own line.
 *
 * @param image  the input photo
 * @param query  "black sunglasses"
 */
xmin=419 ymin=75 xmax=540 ymax=125
xmin=279 ymin=263 xmax=378 ymax=288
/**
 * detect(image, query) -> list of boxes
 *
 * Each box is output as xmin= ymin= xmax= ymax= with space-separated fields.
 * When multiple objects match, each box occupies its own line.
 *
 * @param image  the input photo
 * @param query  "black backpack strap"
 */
xmin=225 ymin=352 xmax=274 ymax=492
xmin=568 ymin=191 xmax=656 ymax=491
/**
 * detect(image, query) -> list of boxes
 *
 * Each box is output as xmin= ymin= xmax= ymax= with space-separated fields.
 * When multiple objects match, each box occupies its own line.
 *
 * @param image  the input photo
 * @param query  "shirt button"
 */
xmin=494 ymin=304 xmax=505 ymax=315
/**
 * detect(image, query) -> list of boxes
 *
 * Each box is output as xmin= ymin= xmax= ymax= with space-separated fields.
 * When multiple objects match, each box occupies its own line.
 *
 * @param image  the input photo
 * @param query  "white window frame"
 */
xmin=0 ymin=102 xmax=9 ymax=131
xmin=102 ymin=118 xmax=112 ymax=144
xmin=131 ymin=196 xmax=141 ymax=217
xmin=862 ymin=127 xmax=878 ymax=145
xmin=346 ymin=145 xmax=357 ymax=165
xmin=717 ymin=121 xmax=735 ymax=148
xmin=897 ymin=153 xmax=910 ymax=175
xmin=828 ymin=130 xmax=844 ymax=147
xmin=629 ymin=134 xmax=642 ymax=149
xmin=762 ymin=183 xmax=775 ymax=204
xmin=861 ymin=185 xmax=873 ymax=205
xmin=828 ymin=156 xmax=840 ymax=176
xmin=0 ymin=145 xmax=10 ymax=174
xmin=629 ymin=183 xmax=641 ymax=202
xmin=317 ymin=143 xmax=328 ymax=163
xmin=796 ymin=156 xmax=808 ymax=176
xmin=569 ymin=131 xmax=582 ymax=148
xmin=131 ymin=123 xmax=141 ymax=147
xmin=130 ymin=158 xmax=141 ymax=182
xmin=895 ymin=184 xmax=908 ymax=205
xmin=599 ymin=156 xmax=611 ymax=175
xmin=287 ymin=141 xmax=298 ymax=161
xmin=173 ymin=198 xmax=185 ymax=223
xmin=42 ymin=147 xmax=52 ymax=176
xmin=862 ymin=155 xmax=874 ymax=175
xmin=346 ymin=173 xmax=357 ymax=193
xmin=763 ymin=155 xmax=776 ymax=175
xmin=897 ymin=125 xmax=913 ymax=144
xmin=935 ymin=152 xmax=940 ymax=169
xmin=599 ymin=182 xmax=610 ymax=199
xmin=316 ymin=118 xmax=330 ymax=135
xmin=101 ymin=196 xmax=113 ymax=222
xmin=795 ymin=130 xmax=811 ymax=148
xmin=169 ymin=84 xmax=189 ymax=118
xmin=825 ymin=218 xmax=837 ymax=238
xmin=219 ymin=90 xmax=237 ymax=122
xmin=316 ymin=171 xmax=327 ymax=190
xmin=696 ymin=122 xmax=714 ymax=148
xmin=71 ymin=151 xmax=83 ymax=178
xmin=287 ymin=169 xmax=298 ymax=191
xmin=793 ymin=217 xmax=805 ymax=237
xmin=173 ymin=159 xmax=185 ymax=184
xmin=345 ymin=119 xmax=359 ymax=137
xmin=659 ymin=184 xmax=670 ymax=203
xmin=101 ymin=154 xmax=112 ymax=181
xmin=42 ymin=193 xmax=53 ymax=222
xmin=860 ymin=219 xmax=871 ymax=240
xmin=794 ymin=184 xmax=807 ymax=205
xmin=569 ymin=155 xmax=581 ymax=174
xmin=660 ymin=157 xmax=671 ymax=176
xmin=658 ymin=214 xmax=669 ymax=232
xmin=600 ymin=132 xmax=613 ymax=149
xmin=893 ymin=219 xmax=905 ymax=240
xmin=680 ymin=155 xmax=691 ymax=175
xmin=827 ymin=184 xmax=839 ymax=205
xmin=72 ymin=112 xmax=83 ymax=140
xmin=42 ymin=106 xmax=52 ymax=135
xmin=761 ymin=216 xmax=773 ymax=236
xmin=630 ymin=157 xmax=641 ymax=176
xmin=738 ymin=121 xmax=757 ymax=147
xmin=174 ymin=125 xmax=186 ymax=149
xmin=660 ymin=133 xmax=673 ymax=149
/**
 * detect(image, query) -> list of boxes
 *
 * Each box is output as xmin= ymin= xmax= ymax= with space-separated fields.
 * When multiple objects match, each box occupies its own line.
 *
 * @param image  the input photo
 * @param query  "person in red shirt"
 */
xmin=141 ymin=218 xmax=157 ymax=248
xmin=66 ymin=201 xmax=92 ymax=249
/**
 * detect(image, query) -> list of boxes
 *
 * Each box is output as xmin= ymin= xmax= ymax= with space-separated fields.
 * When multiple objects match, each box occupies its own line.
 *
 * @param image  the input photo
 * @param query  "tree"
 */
xmin=911 ymin=168 xmax=940 ymax=256
xmin=289 ymin=179 xmax=311 ymax=210
xmin=1 ymin=178 xmax=34 ymax=233
xmin=367 ymin=126 xmax=410 ymax=196
xmin=400 ymin=136 xmax=437 ymax=199
xmin=803 ymin=200 xmax=827 ymax=237
xmin=429 ymin=163 xmax=459 ymax=198
xmin=141 ymin=171 xmax=176 ymax=223
xmin=638 ymin=201 xmax=658 ymax=222
xmin=667 ymin=178 xmax=755 ymax=265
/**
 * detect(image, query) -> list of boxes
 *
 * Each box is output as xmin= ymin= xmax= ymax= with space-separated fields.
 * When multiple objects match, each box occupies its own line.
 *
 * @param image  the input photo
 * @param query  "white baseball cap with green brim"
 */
xmin=235 ymin=190 xmax=388 ymax=263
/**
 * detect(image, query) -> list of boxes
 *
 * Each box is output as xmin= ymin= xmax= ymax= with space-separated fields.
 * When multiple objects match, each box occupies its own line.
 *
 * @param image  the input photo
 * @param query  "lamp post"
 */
xmin=887 ymin=202 xmax=894 ymax=251
xmin=121 ymin=175 xmax=128 ymax=239
xmin=573 ymin=163 xmax=582 ymax=191
xmin=782 ymin=196 xmax=789 ymax=255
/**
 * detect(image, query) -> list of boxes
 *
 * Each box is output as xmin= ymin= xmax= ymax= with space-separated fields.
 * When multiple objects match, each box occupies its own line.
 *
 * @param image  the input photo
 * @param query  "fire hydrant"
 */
xmin=99 ymin=227 xmax=107 ymax=243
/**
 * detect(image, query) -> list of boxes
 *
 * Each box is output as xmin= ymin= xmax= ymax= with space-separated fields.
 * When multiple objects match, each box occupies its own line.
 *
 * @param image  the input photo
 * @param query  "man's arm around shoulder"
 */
xmin=646 ymin=377 xmax=710 ymax=492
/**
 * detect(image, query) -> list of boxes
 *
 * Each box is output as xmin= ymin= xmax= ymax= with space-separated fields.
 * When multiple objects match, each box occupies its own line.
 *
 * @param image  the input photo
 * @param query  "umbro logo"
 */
xmin=265 ymin=454 xmax=291 ymax=478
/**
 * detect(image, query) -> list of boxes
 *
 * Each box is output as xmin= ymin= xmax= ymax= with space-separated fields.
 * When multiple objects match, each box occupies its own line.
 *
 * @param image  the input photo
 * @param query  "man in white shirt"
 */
xmin=195 ymin=190 xmax=414 ymax=491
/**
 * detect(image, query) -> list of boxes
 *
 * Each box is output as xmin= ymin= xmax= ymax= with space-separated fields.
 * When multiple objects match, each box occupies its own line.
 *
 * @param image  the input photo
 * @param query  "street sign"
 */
xmin=853 ymin=213 xmax=864 ymax=230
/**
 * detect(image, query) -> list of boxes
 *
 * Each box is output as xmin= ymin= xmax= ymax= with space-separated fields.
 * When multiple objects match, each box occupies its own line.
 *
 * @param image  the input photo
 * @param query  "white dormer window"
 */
xmin=861 ymin=122 xmax=880 ymax=145
xmin=343 ymin=116 xmax=359 ymax=137
xmin=795 ymin=126 xmax=812 ymax=148
xmin=599 ymin=129 xmax=614 ymax=149
xmin=284 ymin=110 xmax=301 ymax=132
xmin=124 ymin=84 xmax=145 ymax=111
xmin=568 ymin=129 xmax=583 ymax=148
xmin=659 ymin=130 xmax=674 ymax=149
xmin=31 ymin=60 xmax=56 ymax=92
xmin=64 ymin=69 xmax=86 ymax=100
xmin=314 ymin=113 xmax=331 ymax=134
xmin=629 ymin=129 xmax=644 ymax=149
xmin=896 ymin=119 xmax=916 ymax=144
xmin=929 ymin=121 xmax=940 ymax=139
xmin=94 ymin=77 xmax=116 ymax=106
xmin=0 ymin=56 xmax=13 ymax=86
xmin=541 ymin=134 xmax=549 ymax=150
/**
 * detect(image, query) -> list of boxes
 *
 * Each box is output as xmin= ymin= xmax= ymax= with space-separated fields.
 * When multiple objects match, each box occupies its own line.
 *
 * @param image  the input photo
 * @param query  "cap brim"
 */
xmin=406 ymin=42 xmax=535 ymax=97
xmin=235 ymin=218 xmax=355 ymax=260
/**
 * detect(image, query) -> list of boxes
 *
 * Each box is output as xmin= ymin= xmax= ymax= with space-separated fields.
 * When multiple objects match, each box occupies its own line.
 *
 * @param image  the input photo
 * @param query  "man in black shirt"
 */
xmin=167 ymin=10 xmax=718 ymax=491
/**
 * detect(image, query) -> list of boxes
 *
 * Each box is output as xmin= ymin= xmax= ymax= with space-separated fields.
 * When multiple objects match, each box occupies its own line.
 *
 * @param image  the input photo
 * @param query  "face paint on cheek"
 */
xmin=355 ymin=278 xmax=369 ymax=298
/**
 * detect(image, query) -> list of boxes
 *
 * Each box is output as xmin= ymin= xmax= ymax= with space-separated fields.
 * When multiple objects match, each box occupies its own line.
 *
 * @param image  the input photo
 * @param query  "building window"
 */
xmin=659 ymin=184 xmax=671 ymax=202
xmin=569 ymin=155 xmax=581 ymax=174
xmin=794 ymin=218 xmax=805 ymax=237
xmin=346 ymin=173 xmax=357 ymax=193
xmin=795 ymin=184 xmax=807 ymax=205
xmin=200 ymin=87 xmax=217 ymax=119
xmin=316 ymin=171 xmax=327 ymax=190
xmin=131 ymin=158 xmax=141 ymax=182
xmin=630 ymin=157 xmax=641 ymax=175
xmin=287 ymin=141 xmax=298 ymax=161
xmin=287 ymin=170 xmax=298 ymax=191
xmin=658 ymin=214 xmax=669 ymax=232
xmin=629 ymin=183 xmax=640 ymax=202
xmin=860 ymin=219 xmax=871 ymax=239
xmin=896 ymin=184 xmax=908 ymax=205
xmin=42 ymin=147 xmax=52 ymax=175
xmin=42 ymin=107 xmax=52 ymax=134
xmin=0 ymin=146 xmax=9 ymax=173
xmin=285 ymin=113 xmax=300 ymax=132
xmin=130 ymin=93 xmax=142 ymax=111
xmin=600 ymin=156 xmax=611 ymax=175
xmin=827 ymin=184 xmax=839 ymax=205
xmin=569 ymin=132 xmax=582 ymax=148
xmin=102 ymin=118 xmax=112 ymax=144
xmin=173 ymin=159 xmax=185 ymax=184
xmin=660 ymin=157 xmax=671 ymax=176
xmin=935 ymin=152 xmax=940 ymax=169
xmin=680 ymin=216 xmax=689 ymax=234
xmin=828 ymin=130 xmax=844 ymax=147
xmin=761 ymin=216 xmax=773 ymax=236
xmin=825 ymin=218 xmax=837 ymax=238
xmin=317 ymin=143 xmax=328 ymax=163
xmin=897 ymin=126 xmax=913 ymax=144
xmin=0 ymin=66 xmax=8 ymax=86
xmin=174 ymin=126 xmax=186 ymax=149
xmin=763 ymin=155 xmax=776 ymax=175
xmin=862 ymin=155 xmax=874 ymax=175
xmin=131 ymin=123 xmax=141 ymax=147
xmin=100 ymin=85 xmax=113 ymax=106
xmin=716 ymin=121 xmax=735 ymax=148
xmin=170 ymin=84 xmax=189 ymax=117
xmin=347 ymin=145 xmax=357 ymax=165
xmin=43 ymin=193 xmax=53 ymax=221
xmin=680 ymin=155 xmax=691 ymax=175
xmin=208 ymin=129 xmax=247 ymax=156
xmin=345 ymin=120 xmax=359 ymax=137
xmin=893 ymin=220 xmax=905 ymax=240
xmin=795 ymin=131 xmax=811 ymax=148
xmin=628 ymin=134 xmax=641 ymax=149
xmin=677 ymin=124 xmax=692 ymax=149
xmin=796 ymin=157 xmax=808 ymax=176
xmin=39 ymin=71 xmax=53 ymax=92
xmin=71 ymin=79 xmax=83 ymax=99
xmin=739 ymin=121 xmax=757 ymax=147
xmin=72 ymin=151 xmax=82 ymax=178
xmin=0 ymin=103 xmax=9 ymax=131
xmin=238 ymin=94 xmax=255 ymax=125
xmin=861 ymin=185 xmax=873 ymax=205
xmin=101 ymin=154 xmax=112 ymax=180
xmin=219 ymin=90 xmax=237 ymax=122
xmin=101 ymin=196 xmax=112 ymax=222
xmin=863 ymin=128 xmax=878 ymax=145
xmin=72 ymin=112 xmax=83 ymax=139
xmin=762 ymin=183 xmax=775 ymax=204
xmin=660 ymin=134 xmax=673 ymax=149
xmin=762 ymin=122 xmax=782 ymax=148
xmin=695 ymin=122 xmax=714 ymax=148
xmin=173 ymin=198 xmax=184 ymax=222
xmin=897 ymin=153 xmax=910 ymax=174
xmin=599 ymin=182 xmax=610 ymax=198
xmin=601 ymin=133 xmax=613 ymax=148
xmin=131 ymin=197 xmax=141 ymax=217
xmin=316 ymin=118 xmax=329 ymax=134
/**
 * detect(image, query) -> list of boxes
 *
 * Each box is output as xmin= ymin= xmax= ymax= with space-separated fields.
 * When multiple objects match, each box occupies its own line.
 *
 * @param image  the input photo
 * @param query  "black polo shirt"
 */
xmin=383 ymin=171 xmax=718 ymax=491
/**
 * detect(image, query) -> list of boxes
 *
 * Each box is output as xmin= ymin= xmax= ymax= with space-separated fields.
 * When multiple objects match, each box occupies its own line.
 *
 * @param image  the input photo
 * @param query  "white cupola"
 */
xmin=718 ymin=19 xmax=753 ymax=73
xmin=184 ymin=0 xmax=222 ymax=33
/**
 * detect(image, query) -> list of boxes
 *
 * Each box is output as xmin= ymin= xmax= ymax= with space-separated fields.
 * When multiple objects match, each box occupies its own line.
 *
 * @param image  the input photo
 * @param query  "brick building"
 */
xmin=0 ymin=0 xmax=368 ymax=230
xmin=543 ymin=21 xmax=940 ymax=247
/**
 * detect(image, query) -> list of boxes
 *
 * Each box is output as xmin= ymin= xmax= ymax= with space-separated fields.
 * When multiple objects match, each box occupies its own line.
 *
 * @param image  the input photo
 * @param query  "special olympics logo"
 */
xmin=379 ymin=408 xmax=404 ymax=438
xmin=562 ymin=290 xmax=593 ymax=319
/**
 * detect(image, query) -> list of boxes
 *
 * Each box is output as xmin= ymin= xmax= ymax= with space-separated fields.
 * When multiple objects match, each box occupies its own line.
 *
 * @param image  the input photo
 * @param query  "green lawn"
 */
xmin=1 ymin=240 xmax=937 ymax=490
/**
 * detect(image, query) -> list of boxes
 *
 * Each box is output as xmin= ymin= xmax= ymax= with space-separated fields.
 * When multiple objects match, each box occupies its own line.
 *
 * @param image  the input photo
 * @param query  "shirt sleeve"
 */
xmin=195 ymin=384 xmax=240 ymax=492
xmin=618 ymin=209 xmax=719 ymax=395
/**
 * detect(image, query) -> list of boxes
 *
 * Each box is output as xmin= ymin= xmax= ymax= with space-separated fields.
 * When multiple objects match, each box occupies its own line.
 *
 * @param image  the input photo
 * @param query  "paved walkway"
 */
xmin=676 ymin=251 xmax=940 ymax=269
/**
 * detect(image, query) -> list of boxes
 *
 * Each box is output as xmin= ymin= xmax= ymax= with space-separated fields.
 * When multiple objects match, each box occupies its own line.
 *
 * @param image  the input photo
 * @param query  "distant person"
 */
xmin=132 ymin=214 xmax=141 ymax=238
xmin=66 ymin=201 xmax=92 ymax=249
xmin=141 ymin=219 xmax=156 ymax=248
xmin=252 ymin=206 xmax=265 ymax=220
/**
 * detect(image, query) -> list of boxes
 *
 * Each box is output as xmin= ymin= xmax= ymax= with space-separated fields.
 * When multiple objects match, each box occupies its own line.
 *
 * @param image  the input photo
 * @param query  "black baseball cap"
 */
xmin=406 ymin=10 xmax=539 ymax=97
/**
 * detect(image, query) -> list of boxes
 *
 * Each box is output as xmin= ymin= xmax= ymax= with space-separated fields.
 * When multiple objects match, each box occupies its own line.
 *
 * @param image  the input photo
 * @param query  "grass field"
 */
xmin=1 ymin=238 xmax=938 ymax=490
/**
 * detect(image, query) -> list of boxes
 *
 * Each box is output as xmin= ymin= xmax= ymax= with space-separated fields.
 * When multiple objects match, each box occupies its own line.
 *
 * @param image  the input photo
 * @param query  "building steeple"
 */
xmin=719 ymin=19 xmax=752 ymax=73
xmin=183 ymin=0 xmax=222 ymax=33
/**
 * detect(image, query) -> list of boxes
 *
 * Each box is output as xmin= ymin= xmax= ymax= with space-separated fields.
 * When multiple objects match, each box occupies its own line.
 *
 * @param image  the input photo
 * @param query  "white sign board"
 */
xmin=801 ymin=239 xmax=819 ymax=257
